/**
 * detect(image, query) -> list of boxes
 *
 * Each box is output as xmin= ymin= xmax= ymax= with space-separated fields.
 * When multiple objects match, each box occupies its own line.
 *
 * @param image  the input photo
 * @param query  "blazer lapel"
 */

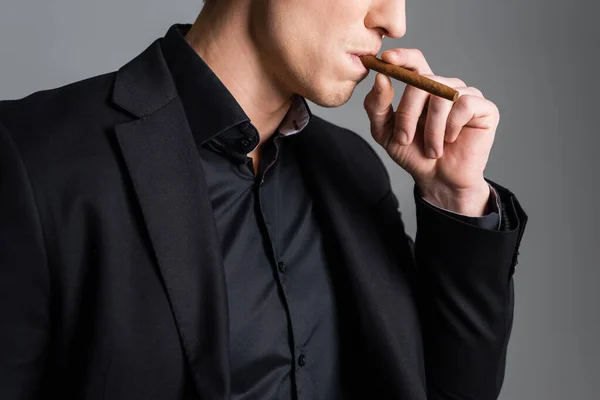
xmin=112 ymin=40 xmax=230 ymax=400
xmin=292 ymin=128 xmax=427 ymax=399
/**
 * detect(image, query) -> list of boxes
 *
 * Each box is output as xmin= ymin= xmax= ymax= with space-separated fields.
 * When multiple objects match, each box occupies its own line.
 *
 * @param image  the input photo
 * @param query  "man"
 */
xmin=0 ymin=0 xmax=527 ymax=398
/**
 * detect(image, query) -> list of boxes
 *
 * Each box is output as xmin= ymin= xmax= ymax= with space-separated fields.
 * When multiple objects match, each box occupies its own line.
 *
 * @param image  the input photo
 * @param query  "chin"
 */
xmin=305 ymin=80 xmax=357 ymax=108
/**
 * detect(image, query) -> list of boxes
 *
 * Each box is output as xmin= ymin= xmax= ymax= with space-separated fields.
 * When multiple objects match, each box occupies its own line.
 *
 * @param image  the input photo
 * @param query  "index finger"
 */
xmin=381 ymin=48 xmax=434 ymax=76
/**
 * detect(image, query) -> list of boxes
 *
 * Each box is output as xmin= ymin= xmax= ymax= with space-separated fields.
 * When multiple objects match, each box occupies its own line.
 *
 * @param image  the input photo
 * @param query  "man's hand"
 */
xmin=363 ymin=48 xmax=500 ymax=216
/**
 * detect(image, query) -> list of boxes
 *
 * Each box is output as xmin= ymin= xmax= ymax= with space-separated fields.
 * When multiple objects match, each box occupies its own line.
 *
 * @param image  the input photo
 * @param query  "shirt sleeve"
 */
xmin=418 ymin=183 xmax=502 ymax=230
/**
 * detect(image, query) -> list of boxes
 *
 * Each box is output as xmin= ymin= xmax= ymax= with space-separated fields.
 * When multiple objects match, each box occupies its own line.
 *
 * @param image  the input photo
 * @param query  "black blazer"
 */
xmin=0 ymin=36 xmax=527 ymax=400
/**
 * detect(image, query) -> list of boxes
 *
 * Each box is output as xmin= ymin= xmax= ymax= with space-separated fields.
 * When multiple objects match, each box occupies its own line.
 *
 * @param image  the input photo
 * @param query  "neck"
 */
xmin=185 ymin=3 xmax=294 ymax=148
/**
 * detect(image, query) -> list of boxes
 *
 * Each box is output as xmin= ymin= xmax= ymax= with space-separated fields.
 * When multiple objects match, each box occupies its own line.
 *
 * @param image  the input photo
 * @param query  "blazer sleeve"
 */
xmin=0 ymin=120 xmax=50 ymax=399
xmin=404 ymin=178 xmax=527 ymax=400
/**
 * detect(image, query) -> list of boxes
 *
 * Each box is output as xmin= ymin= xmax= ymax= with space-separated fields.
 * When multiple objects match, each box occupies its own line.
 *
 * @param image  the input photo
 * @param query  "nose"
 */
xmin=364 ymin=0 xmax=406 ymax=39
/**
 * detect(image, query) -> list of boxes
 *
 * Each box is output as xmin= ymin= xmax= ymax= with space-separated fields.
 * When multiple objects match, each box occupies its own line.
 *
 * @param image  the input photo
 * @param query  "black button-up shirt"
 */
xmin=159 ymin=23 xmax=501 ymax=400
xmin=161 ymin=24 xmax=343 ymax=400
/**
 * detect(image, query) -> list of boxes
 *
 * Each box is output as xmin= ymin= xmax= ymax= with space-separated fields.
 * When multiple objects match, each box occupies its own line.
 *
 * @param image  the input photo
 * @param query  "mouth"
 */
xmin=351 ymin=50 xmax=379 ymax=57
xmin=348 ymin=54 xmax=369 ymax=73
xmin=348 ymin=50 xmax=379 ymax=73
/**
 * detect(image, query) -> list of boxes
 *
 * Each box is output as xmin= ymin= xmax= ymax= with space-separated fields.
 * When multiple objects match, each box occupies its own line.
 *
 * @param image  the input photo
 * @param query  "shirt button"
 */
xmin=298 ymin=355 xmax=306 ymax=367
xmin=278 ymin=261 xmax=287 ymax=273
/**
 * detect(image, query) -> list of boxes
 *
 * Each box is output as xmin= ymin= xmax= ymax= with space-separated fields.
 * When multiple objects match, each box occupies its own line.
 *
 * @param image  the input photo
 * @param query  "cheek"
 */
xmin=258 ymin=0 xmax=366 ymax=93
xmin=272 ymin=21 xmax=332 ymax=77
xmin=269 ymin=0 xmax=344 ymax=52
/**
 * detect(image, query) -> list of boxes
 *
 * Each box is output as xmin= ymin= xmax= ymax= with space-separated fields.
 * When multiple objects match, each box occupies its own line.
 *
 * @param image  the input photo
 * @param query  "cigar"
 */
xmin=359 ymin=55 xmax=459 ymax=102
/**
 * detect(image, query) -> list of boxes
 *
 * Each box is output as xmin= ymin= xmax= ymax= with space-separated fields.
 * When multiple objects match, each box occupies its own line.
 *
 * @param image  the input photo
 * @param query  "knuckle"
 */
xmin=395 ymin=107 xmax=420 ymax=123
xmin=453 ymin=78 xmax=466 ymax=87
xmin=424 ymin=127 xmax=441 ymax=139
xmin=411 ymin=48 xmax=424 ymax=58
xmin=467 ymin=86 xmax=484 ymax=97
xmin=491 ymin=101 xmax=500 ymax=114
xmin=492 ymin=103 xmax=501 ymax=121
xmin=382 ymin=49 xmax=396 ymax=59
xmin=387 ymin=48 xmax=404 ymax=60
xmin=363 ymin=95 xmax=372 ymax=110
xmin=458 ymin=94 xmax=474 ymax=108
xmin=446 ymin=117 xmax=461 ymax=130
xmin=363 ymin=99 xmax=373 ymax=114
xmin=363 ymin=94 xmax=379 ymax=113
xmin=428 ymin=96 xmax=445 ymax=109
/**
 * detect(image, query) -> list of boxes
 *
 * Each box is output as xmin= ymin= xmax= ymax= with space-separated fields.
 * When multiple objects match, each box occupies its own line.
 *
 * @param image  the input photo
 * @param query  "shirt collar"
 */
xmin=159 ymin=23 xmax=312 ymax=147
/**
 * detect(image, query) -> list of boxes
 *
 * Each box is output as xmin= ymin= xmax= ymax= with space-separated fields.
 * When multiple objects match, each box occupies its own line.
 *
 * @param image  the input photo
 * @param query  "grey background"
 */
xmin=1 ymin=0 xmax=597 ymax=399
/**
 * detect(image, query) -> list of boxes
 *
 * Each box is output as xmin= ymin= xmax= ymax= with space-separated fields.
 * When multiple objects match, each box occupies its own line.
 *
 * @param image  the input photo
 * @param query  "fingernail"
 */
xmin=398 ymin=130 xmax=408 ymax=144
xmin=427 ymin=147 xmax=437 ymax=158
xmin=375 ymin=81 xmax=382 ymax=94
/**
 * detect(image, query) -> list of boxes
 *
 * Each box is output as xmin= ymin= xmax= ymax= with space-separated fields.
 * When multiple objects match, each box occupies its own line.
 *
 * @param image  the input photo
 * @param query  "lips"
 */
xmin=350 ymin=50 xmax=379 ymax=57
xmin=348 ymin=54 xmax=368 ymax=74
xmin=349 ymin=51 xmax=379 ymax=70
xmin=347 ymin=49 xmax=379 ymax=75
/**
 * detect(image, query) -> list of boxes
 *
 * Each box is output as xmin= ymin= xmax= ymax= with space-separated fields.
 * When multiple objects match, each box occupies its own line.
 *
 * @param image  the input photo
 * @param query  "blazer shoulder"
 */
xmin=0 ymin=71 xmax=132 ymax=208
xmin=0 ymin=71 xmax=119 ymax=133
xmin=302 ymin=115 xmax=393 ymax=203
xmin=0 ymin=70 xmax=127 ymax=163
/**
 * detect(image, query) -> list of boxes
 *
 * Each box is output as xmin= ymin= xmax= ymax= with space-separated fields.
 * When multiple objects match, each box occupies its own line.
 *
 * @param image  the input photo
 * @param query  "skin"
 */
xmin=186 ymin=0 xmax=499 ymax=216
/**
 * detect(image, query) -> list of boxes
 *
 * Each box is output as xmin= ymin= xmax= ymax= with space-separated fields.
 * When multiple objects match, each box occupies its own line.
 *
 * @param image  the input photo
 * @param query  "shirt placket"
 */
xmin=254 ymin=134 xmax=307 ymax=397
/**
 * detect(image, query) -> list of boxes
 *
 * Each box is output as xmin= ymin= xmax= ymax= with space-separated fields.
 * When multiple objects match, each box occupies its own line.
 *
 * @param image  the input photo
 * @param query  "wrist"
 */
xmin=419 ymin=181 xmax=491 ymax=217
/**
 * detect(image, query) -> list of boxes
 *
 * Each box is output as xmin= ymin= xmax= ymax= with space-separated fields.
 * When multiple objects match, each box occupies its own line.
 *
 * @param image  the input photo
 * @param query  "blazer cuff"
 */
xmin=417 ymin=183 xmax=501 ymax=230
xmin=415 ymin=178 xmax=528 ymax=275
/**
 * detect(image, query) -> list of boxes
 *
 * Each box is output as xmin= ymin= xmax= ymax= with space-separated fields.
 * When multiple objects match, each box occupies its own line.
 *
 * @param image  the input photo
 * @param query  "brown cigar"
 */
xmin=360 ymin=55 xmax=459 ymax=102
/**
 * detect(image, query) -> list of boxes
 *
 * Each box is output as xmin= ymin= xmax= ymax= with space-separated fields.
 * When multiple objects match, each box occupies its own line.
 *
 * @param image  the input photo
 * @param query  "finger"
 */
xmin=446 ymin=93 xmax=499 ymax=144
xmin=395 ymin=76 xmax=466 ymax=148
xmin=363 ymin=72 xmax=395 ymax=147
xmin=423 ymin=93 xmax=455 ymax=159
xmin=393 ymin=84 xmax=431 ymax=146
xmin=445 ymin=87 xmax=486 ymax=143
xmin=380 ymin=48 xmax=434 ymax=75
